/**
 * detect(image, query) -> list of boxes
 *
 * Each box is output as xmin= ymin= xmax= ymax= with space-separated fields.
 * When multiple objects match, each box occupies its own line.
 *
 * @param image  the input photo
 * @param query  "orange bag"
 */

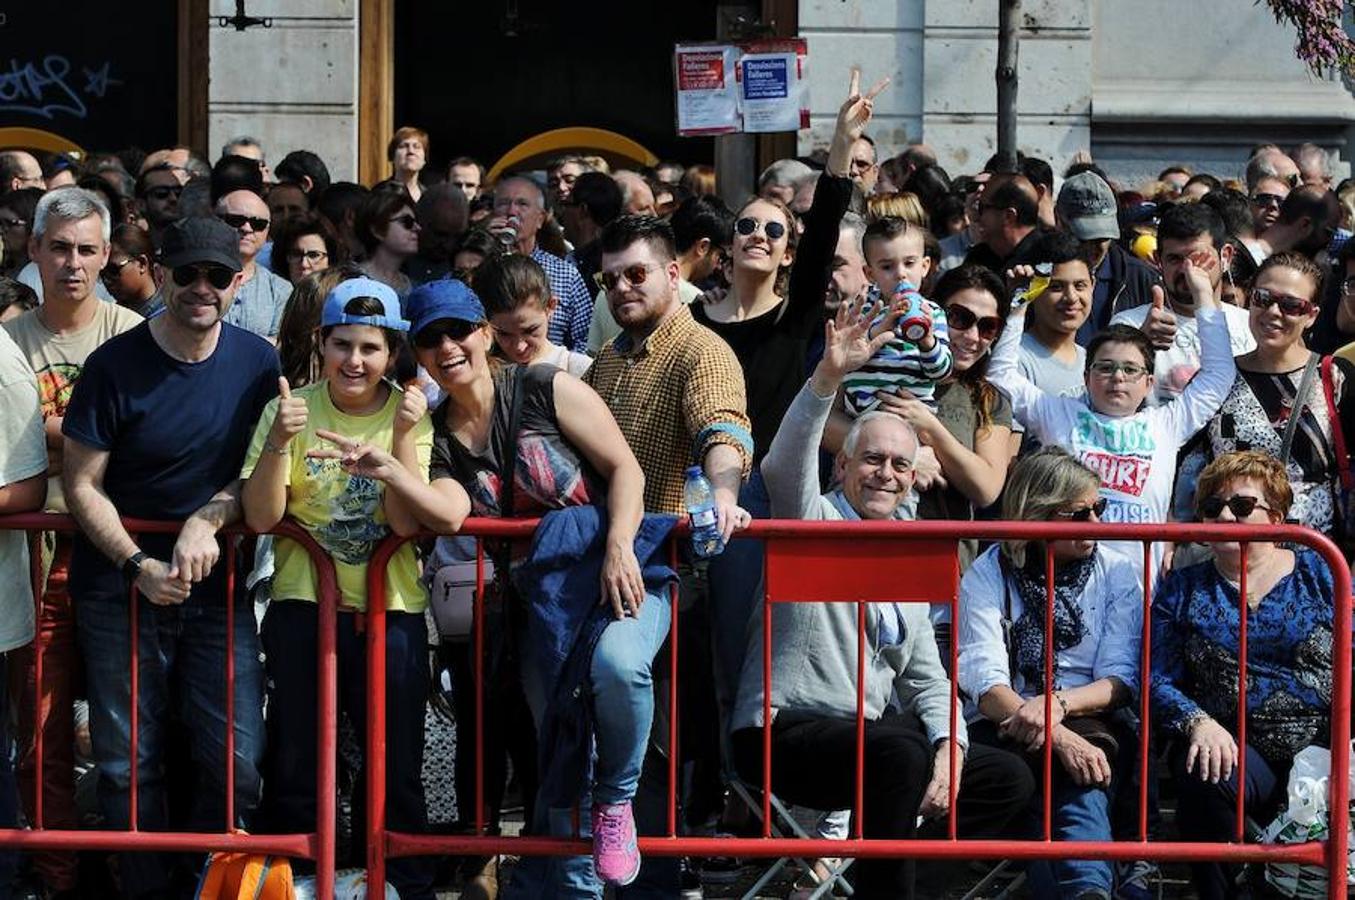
xmin=195 ymin=852 xmax=294 ymax=900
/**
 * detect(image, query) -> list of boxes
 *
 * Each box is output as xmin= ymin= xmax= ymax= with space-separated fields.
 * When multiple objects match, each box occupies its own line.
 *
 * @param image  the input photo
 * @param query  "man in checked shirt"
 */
xmin=584 ymin=214 xmax=754 ymax=896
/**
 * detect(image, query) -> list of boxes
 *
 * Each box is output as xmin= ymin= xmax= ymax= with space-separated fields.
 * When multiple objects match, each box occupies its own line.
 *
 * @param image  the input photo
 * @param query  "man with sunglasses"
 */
xmin=61 ymin=216 xmax=280 ymax=898
xmin=1 ymin=186 xmax=142 ymax=898
xmin=135 ymin=162 xmax=186 ymax=247
xmin=1111 ymin=204 xmax=1253 ymax=404
xmin=1254 ymin=184 xmax=1343 ymax=263
xmin=214 ymin=188 xmax=291 ymax=341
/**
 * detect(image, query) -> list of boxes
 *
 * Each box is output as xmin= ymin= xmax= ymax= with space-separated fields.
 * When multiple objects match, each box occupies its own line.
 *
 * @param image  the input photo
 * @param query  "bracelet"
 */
xmin=1055 ymin=692 xmax=1069 ymax=717
xmin=262 ymin=438 xmax=289 ymax=456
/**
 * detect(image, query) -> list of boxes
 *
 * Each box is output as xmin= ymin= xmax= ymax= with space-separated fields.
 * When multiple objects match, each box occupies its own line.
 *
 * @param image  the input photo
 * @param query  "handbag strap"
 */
xmin=1279 ymin=352 xmax=1322 ymax=465
xmin=1321 ymin=355 xmax=1354 ymax=490
xmin=499 ymin=365 xmax=527 ymax=519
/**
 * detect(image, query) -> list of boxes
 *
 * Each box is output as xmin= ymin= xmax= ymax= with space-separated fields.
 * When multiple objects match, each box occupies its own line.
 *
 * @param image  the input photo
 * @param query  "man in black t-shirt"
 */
xmin=62 ymin=218 xmax=279 ymax=897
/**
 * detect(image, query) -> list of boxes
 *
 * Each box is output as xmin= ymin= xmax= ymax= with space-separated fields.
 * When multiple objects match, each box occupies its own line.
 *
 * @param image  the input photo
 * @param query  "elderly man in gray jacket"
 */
xmin=728 ymin=300 xmax=1033 ymax=900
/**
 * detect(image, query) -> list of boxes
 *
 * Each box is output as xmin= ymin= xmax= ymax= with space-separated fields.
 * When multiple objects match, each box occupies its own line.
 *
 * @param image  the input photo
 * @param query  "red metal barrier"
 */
xmin=364 ymin=518 xmax=1352 ymax=900
xmin=0 ymin=513 xmax=340 ymax=900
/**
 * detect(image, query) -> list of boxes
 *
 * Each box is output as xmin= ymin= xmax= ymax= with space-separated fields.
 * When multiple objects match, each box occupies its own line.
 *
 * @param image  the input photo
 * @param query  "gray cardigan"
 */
xmin=729 ymin=381 xmax=966 ymax=749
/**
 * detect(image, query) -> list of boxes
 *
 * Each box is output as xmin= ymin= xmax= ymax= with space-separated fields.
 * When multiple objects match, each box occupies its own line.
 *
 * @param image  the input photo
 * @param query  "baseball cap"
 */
xmin=158 ymin=217 xmax=242 ymax=272
xmin=405 ymin=278 xmax=486 ymax=339
xmin=320 ymin=277 xmax=409 ymax=331
xmin=1056 ymin=172 xmax=1120 ymax=242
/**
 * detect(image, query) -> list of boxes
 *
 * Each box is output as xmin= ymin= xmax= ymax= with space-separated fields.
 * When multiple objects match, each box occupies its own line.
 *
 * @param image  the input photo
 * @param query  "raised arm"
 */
xmin=1166 ymin=257 xmax=1237 ymax=440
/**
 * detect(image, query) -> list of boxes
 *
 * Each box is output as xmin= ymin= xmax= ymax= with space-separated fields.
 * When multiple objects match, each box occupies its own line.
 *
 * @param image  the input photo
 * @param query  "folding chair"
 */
xmin=726 ymin=779 xmax=854 ymax=899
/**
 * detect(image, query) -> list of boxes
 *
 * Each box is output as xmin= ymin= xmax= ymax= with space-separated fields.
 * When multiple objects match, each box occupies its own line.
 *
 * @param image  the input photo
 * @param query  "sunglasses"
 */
xmin=144 ymin=185 xmax=183 ymax=202
xmin=945 ymin=304 xmax=1002 ymax=340
xmin=1249 ymin=287 xmax=1315 ymax=317
xmin=414 ymin=318 xmax=479 ymax=349
xmin=594 ymin=263 xmax=654 ymax=292
xmin=1053 ymin=497 xmax=1108 ymax=521
xmin=286 ymin=249 xmax=328 ymax=263
xmin=1198 ymin=494 xmax=1272 ymax=520
xmin=1250 ymin=192 xmax=1285 ymax=208
xmin=389 ymin=214 xmax=419 ymax=230
xmin=171 ymin=264 xmax=235 ymax=290
xmin=734 ymin=217 xmax=787 ymax=240
xmin=101 ymin=258 xmax=136 ymax=282
xmin=219 ymin=212 xmax=270 ymax=233
xmin=0 ymin=216 xmax=26 ymax=230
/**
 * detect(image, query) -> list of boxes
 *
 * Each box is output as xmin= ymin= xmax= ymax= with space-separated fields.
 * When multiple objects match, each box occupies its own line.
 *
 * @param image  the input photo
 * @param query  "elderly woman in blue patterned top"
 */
xmin=1151 ymin=450 xmax=1343 ymax=900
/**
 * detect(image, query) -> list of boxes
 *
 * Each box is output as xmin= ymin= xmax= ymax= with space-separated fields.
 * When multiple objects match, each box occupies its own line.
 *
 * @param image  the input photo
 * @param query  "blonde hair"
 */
xmin=866 ymin=191 xmax=929 ymax=229
xmin=1000 ymin=446 xmax=1101 ymax=567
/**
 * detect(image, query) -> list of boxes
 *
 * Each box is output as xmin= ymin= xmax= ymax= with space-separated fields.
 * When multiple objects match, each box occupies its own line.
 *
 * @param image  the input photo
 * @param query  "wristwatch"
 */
xmin=122 ymin=551 xmax=148 ymax=582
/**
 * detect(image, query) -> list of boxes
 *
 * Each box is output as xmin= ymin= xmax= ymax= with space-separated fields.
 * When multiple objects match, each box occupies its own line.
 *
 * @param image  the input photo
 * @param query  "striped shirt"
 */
xmin=532 ymin=247 xmax=593 ymax=352
xmin=584 ymin=305 xmax=753 ymax=514
xmin=840 ymin=292 xmax=953 ymax=415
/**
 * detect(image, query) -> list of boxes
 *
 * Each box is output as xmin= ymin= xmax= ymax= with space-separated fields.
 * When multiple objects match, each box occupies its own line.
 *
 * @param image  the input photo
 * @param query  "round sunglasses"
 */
xmin=734 ymin=217 xmax=787 ymax=241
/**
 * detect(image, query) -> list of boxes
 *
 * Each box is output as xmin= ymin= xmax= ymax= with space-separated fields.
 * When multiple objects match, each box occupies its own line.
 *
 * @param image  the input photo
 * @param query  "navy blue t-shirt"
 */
xmin=63 ymin=321 xmax=280 ymax=602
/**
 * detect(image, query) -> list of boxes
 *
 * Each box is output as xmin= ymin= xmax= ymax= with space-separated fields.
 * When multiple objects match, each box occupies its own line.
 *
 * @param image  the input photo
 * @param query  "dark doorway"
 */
xmin=394 ymin=0 xmax=719 ymax=175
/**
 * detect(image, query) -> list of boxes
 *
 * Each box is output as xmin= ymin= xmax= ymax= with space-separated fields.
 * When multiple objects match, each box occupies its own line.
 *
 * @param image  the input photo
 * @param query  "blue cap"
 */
xmin=319 ymin=278 xmax=409 ymax=331
xmin=406 ymin=278 xmax=486 ymax=339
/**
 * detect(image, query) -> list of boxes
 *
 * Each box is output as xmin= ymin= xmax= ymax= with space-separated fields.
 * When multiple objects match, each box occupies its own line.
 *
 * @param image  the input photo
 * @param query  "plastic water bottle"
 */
xmin=684 ymin=466 xmax=725 ymax=558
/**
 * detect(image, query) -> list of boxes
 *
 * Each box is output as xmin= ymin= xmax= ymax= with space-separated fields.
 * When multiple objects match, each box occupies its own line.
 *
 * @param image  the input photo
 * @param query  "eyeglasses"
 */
xmin=945 ymin=304 xmax=1003 ymax=341
xmin=734 ymin=217 xmax=787 ymax=241
xmin=414 ymin=318 xmax=479 ymax=350
xmin=286 ymin=249 xmax=328 ymax=263
xmin=595 ymin=263 xmax=656 ymax=292
xmin=1250 ymin=192 xmax=1285 ymax=208
xmin=100 ymin=258 xmax=136 ymax=283
xmin=171 ymin=264 xmax=235 ymax=290
xmin=219 ymin=213 xmax=270 ymax=233
xmin=1249 ymin=287 xmax=1315 ymax=317
xmin=389 ymin=214 xmax=419 ymax=231
xmin=0 ymin=216 xmax=26 ymax=230
xmin=1089 ymin=360 xmax=1149 ymax=379
xmin=1053 ymin=498 xmax=1108 ymax=521
xmin=144 ymin=185 xmax=183 ymax=202
xmin=849 ymin=157 xmax=876 ymax=173
xmin=1198 ymin=494 xmax=1272 ymax=519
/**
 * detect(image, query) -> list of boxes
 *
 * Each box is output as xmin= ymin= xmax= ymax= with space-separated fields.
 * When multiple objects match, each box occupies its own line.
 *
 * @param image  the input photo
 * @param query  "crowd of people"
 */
xmin=0 ymin=65 xmax=1351 ymax=900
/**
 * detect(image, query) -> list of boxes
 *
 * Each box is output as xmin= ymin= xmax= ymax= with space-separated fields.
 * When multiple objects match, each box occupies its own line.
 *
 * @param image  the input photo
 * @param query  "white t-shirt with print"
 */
xmin=0 ymin=329 xmax=47 ymax=652
xmin=1109 ymin=302 xmax=1254 ymax=405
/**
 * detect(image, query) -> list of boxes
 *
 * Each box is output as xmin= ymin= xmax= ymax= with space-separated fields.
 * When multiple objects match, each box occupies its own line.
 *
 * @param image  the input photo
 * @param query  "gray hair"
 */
xmin=494 ymin=174 xmax=545 ymax=209
xmin=1245 ymin=148 xmax=1295 ymax=192
xmin=1000 ymin=445 xmax=1101 ymax=567
xmin=842 ymin=410 xmax=920 ymax=460
xmin=758 ymin=158 xmax=814 ymax=192
xmin=1293 ymin=142 xmax=1333 ymax=181
xmin=221 ymin=135 xmax=265 ymax=161
xmin=838 ymin=211 xmax=868 ymax=256
xmin=33 ymin=187 xmax=111 ymax=242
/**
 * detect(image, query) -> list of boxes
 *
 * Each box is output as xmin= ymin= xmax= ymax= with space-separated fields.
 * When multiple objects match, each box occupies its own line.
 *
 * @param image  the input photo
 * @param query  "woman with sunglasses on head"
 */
xmin=1152 ymin=451 xmax=1344 ymax=900
xmin=242 ymin=277 xmax=459 ymax=900
xmin=355 ymin=187 xmax=419 ymax=299
xmin=1183 ymin=251 xmax=1355 ymax=540
xmin=958 ymin=446 xmax=1143 ymax=900
xmin=269 ymin=212 xmax=346 ymax=285
xmin=404 ymin=279 xmax=667 ymax=892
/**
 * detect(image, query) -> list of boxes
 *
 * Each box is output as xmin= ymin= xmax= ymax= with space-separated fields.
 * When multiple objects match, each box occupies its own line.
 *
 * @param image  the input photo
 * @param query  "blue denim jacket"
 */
xmin=513 ymin=506 xmax=677 ymax=808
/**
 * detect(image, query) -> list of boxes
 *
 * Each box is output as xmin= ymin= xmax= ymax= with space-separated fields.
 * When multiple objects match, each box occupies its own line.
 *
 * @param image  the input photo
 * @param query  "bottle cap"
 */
xmin=686 ymin=465 xmax=703 ymax=478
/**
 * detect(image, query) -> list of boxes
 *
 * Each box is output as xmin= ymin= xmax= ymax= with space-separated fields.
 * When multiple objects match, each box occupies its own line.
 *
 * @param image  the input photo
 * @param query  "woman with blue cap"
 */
xmin=405 ymin=276 xmax=660 ymax=892
xmin=241 ymin=276 xmax=467 ymax=900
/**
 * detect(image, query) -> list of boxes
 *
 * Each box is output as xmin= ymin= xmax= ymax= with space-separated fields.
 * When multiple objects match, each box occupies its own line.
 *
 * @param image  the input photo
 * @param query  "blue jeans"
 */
xmin=508 ymin=590 xmax=671 ymax=899
xmin=1023 ymin=775 xmax=1113 ymax=898
xmin=78 ymin=595 xmax=265 ymax=898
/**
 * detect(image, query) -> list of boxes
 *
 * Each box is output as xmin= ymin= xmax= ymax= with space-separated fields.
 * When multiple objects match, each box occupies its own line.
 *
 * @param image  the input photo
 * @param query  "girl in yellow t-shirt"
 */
xmin=242 ymin=277 xmax=468 ymax=898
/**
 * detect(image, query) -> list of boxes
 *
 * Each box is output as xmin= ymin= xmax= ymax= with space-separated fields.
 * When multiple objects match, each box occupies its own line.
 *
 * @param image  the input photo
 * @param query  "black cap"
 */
xmin=159 ymin=217 xmax=242 ymax=272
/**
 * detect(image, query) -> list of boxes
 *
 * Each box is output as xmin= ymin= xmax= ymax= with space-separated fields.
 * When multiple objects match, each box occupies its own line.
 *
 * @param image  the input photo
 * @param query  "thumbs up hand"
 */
xmin=1142 ymin=285 xmax=1177 ymax=350
xmin=268 ymin=376 xmax=309 ymax=450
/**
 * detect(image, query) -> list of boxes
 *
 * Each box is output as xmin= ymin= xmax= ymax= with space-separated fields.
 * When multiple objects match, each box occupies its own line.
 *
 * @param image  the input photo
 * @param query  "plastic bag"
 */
xmin=1260 ymin=743 xmax=1355 ymax=897
xmin=292 ymin=869 xmax=398 ymax=900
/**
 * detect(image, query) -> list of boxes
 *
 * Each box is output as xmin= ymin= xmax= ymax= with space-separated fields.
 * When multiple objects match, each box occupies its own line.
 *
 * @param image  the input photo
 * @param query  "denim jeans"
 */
xmin=258 ymin=601 xmax=435 ymax=900
xmin=508 ymin=590 xmax=671 ymax=899
xmin=77 ymin=593 xmax=265 ymax=898
xmin=1021 ymin=776 xmax=1113 ymax=898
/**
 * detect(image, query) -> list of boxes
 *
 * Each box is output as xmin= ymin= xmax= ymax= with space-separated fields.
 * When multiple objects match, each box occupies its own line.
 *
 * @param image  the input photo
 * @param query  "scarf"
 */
xmin=1007 ymin=552 xmax=1095 ymax=694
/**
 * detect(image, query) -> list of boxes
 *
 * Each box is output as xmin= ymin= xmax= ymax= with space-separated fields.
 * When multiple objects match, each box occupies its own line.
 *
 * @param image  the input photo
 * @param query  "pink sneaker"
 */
xmin=592 ymin=800 xmax=641 ymax=885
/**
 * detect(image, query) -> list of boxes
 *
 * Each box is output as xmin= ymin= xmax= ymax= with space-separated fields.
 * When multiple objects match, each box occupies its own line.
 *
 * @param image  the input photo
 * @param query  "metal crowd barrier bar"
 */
xmin=0 ymin=513 xmax=340 ymax=900
xmin=361 ymin=518 xmax=1351 ymax=900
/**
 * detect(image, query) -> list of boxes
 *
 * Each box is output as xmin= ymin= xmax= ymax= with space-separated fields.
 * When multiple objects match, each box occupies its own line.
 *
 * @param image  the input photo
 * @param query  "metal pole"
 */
xmin=996 ymin=0 xmax=1021 ymax=172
